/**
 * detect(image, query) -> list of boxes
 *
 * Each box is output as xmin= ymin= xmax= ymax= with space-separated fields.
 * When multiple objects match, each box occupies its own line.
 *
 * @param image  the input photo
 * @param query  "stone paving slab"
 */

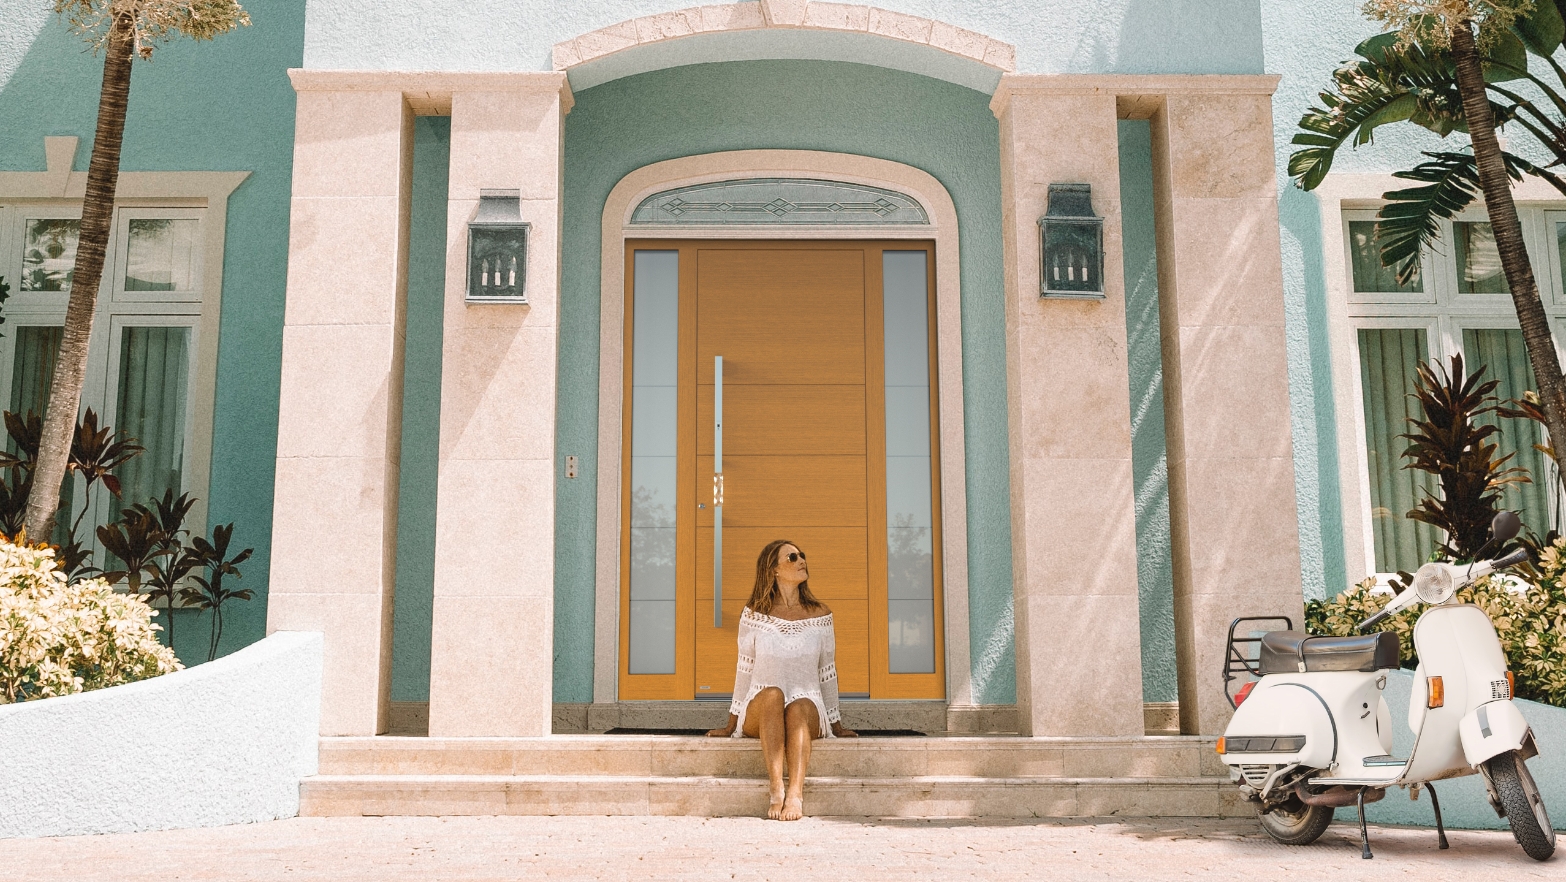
xmin=0 ymin=815 xmax=1556 ymax=881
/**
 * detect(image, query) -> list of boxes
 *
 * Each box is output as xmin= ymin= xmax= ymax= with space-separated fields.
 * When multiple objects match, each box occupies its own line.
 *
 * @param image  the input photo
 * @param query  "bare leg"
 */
xmin=743 ymin=687 xmax=786 ymax=818
xmin=780 ymin=698 xmax=821 ymax=821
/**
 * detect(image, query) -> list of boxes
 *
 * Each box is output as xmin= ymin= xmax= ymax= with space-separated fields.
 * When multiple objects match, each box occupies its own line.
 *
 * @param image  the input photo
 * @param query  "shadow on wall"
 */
xmin=1063 ymin=0 xmax=1265 ymax=75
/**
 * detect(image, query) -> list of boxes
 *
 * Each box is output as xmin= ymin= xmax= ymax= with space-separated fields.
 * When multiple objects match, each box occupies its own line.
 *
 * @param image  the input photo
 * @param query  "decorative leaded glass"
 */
xmin=631 ymin=178 xmax=928 ymax=225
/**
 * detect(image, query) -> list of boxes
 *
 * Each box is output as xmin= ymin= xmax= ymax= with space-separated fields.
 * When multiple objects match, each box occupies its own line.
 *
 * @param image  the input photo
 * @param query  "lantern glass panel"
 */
xmin=468 ymin=226 xmax=527 ymax=301
xmin=1042 ymin=220 xmax=1102 ymax=294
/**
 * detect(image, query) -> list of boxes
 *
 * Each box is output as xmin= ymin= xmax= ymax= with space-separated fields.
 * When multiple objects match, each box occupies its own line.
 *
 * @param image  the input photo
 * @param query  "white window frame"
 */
xmin=0 ymin=136 xmax=247 ymax=571
xmin=1320 ymin=174 xmax=1566 ymax=581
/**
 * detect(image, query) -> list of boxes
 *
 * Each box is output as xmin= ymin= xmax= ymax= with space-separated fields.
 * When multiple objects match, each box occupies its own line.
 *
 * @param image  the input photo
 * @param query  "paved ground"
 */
xmin=1 ymin=816 xmax=1555 ymax=881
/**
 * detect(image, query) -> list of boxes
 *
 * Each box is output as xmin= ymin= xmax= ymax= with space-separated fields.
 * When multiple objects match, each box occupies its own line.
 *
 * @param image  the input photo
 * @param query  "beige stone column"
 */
xmin=991 ymin=79 xmax=1145 ymax=737
xmin=1148 ymin=86 xmax=1305 ymax=735
xmin=427 ymin=74 xmax=571 ymax=737
xmin=268 ymin=77 xmax=413 ymax=736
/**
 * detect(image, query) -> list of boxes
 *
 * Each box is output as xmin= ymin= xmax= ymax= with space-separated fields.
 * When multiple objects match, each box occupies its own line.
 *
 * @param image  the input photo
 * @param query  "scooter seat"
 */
xmin=1258 ymin=630 xmax=1400 ymax=675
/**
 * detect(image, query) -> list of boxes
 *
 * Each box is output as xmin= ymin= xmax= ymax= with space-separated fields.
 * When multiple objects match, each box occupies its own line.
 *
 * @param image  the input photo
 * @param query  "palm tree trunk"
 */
xmin=1450 ymin=21 xmax=1566 ymax=471
xmin=23 ymin=14 xmax=135 ymax=541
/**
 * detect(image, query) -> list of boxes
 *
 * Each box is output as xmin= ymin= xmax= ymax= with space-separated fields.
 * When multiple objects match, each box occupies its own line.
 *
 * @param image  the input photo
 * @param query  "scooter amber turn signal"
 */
xmin=1506 ymin=670 xmax=1515 ymax=699
xmin=1427 ymin=676 xmax=1444 ymax=709
xmin=1216 ymin=737 xmax=1226 ymax=755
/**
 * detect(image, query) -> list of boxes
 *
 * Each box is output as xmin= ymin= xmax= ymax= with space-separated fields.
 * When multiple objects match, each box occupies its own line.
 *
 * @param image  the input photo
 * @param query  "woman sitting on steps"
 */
xmin=707 ymin=539 xmax=857 ymax=819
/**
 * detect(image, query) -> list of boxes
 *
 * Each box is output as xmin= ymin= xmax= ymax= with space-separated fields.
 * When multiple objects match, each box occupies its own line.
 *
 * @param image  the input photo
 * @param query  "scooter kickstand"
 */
xmin=1427 ymin=782 xmax=1449 ymax=850
xmin=1356 ymin=789 xmax=1373 ymax=860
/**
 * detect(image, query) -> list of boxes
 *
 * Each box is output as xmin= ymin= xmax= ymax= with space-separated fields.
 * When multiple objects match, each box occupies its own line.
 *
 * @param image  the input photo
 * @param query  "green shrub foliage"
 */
xmin=1307 ymin=546 xmax=1566 ymax=707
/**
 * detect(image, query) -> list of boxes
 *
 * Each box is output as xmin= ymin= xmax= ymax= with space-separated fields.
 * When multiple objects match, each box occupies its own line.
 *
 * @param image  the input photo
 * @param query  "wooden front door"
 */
xmin=619 ymin=240 xmax=944 ymax=703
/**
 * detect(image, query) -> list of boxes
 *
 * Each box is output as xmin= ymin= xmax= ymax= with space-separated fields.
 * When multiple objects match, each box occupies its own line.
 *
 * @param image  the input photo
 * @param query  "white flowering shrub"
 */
xmin=0 ymin=540 xmax=180 ymax=703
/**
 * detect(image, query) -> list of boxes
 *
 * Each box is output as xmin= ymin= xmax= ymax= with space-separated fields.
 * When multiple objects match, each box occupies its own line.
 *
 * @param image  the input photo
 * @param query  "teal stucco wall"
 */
xmin=0 ymin=0 xmax=304 ymax=664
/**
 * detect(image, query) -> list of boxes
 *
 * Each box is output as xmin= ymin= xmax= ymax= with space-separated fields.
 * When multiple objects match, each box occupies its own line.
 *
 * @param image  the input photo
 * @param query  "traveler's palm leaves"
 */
xmin=1375 ymin=150 xmax=1538 ymax=283
xmin=1290 ymin=34 xmax=1513 ymax=191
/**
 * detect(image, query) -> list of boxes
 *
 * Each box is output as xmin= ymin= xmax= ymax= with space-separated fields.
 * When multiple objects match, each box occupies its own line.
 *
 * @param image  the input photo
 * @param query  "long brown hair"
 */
xmin=747 ymin=539 xmax=824 ymax=616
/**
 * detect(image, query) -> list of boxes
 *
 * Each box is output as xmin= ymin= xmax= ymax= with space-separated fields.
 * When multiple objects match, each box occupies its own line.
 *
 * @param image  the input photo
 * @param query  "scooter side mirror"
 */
xmin=1492 ymin=511 xmax=1521 ymax=544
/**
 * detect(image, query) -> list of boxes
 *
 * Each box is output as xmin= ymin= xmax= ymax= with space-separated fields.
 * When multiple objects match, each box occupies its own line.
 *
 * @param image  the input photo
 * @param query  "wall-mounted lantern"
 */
xmin=1038 ymin=183 xmax=1104 ymax=300
xmin=467 ymin=189 xmax=529 ymax=304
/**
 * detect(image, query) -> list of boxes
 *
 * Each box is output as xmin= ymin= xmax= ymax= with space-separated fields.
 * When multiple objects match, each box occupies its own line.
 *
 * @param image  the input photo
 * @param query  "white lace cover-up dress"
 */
xmin=728 ymin=607 xmax=841 ymax=738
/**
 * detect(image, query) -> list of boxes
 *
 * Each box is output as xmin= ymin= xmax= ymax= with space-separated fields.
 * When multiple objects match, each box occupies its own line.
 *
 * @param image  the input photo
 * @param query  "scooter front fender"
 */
xmin=1460 ymin=699 xmax=1531 ymax=767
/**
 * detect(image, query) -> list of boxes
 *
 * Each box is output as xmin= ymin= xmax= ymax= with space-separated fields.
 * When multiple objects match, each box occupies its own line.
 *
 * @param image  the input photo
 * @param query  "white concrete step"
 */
xmin=302 ymin=735 xmax=1239 ymax=818
xmin=299 ymin=773 xmax=1244 ymax=818
xmin=318 ymin=735 xmax=1227 ymax=779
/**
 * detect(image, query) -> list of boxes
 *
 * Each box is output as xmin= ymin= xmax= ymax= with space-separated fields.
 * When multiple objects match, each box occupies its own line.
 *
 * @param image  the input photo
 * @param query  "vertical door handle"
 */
xmin=713 ymin=355 xmax=723 ymax=627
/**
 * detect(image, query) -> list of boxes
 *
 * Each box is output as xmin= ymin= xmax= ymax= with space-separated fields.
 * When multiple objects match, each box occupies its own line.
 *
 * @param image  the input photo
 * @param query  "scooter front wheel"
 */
xmin=1256 ymin=797 xmax=1333 ymax=846
xmin=1486 ymin=750 xmax=1556 ymax=861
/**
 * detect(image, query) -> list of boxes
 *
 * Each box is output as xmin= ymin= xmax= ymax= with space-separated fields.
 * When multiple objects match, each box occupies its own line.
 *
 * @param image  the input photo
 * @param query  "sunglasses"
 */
xmin=784 ymin=551 xmax=806 ymax=563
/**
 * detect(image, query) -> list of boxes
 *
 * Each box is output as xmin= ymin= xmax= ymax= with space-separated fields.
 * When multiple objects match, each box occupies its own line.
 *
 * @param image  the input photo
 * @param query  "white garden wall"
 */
xmin=0 ymin=631 xmax=322 ymax=838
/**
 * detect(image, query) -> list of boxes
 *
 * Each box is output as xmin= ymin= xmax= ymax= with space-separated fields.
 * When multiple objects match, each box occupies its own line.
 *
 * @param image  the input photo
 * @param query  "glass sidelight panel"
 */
xmin=883 ymin=251 xmax=935 ymax=674
xmin=1455 ymin=222 xmax=1507 ymax=294
xmin=629 ymin=251 xmax=679 ymax=674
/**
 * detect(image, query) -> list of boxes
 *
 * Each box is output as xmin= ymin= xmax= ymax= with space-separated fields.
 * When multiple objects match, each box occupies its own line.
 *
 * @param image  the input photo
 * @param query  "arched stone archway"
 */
xmin=553 ymin=2 xmax=1015 ymax=92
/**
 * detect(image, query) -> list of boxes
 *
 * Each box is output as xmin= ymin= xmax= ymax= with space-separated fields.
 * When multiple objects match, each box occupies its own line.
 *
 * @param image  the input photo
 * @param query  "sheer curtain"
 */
xmin=1464 ymin=329 xmax=1555 ymax=535
xmin=112 ymin=326 xmax=190 ymax=510
xmin=8 ymin=326 xmax=72 ymax=545
xmin=1359 ymin=328 xmax=1438 ymax=572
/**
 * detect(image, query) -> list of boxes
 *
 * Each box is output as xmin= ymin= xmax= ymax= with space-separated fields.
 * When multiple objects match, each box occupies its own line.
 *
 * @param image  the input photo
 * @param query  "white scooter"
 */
xmin=1219 ymin=512 xmax=1554 ymax=861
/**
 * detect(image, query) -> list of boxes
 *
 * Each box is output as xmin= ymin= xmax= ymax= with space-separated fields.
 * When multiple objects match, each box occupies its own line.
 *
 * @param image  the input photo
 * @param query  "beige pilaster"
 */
xmin=427 ymin=74 xmax=571 ymax=737
xmin=991 ymin=79 xmax=1144 ymax=737
xmin=268 ymin=81 xmax=414 ymax=735
xmin=1149 ymin=89 xmax=1304 ymax=735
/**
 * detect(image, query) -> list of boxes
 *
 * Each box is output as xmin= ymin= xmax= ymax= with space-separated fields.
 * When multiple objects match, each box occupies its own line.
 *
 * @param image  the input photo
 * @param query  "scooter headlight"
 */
xmin=1413 ymin=563 xmax=1455 ymax=605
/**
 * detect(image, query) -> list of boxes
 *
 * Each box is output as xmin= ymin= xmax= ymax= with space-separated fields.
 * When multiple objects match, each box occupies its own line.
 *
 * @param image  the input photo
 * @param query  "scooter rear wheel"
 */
xmin=1486 ymin=750 xmax=1556 ymax=861
xmin=1256 ymin=797 xmax=1333 ymax=846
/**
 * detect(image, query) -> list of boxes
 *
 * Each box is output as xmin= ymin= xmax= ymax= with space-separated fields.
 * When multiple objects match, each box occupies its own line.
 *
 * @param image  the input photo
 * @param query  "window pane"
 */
xmin=7 ymin=326 xmax=71 ymax=546
xmin=1348 ymin=220 xmax=1421 ymax=293
xmin=112 ymin=327 xmax=190 ymax=508
xmin=1359 ymin=329 xmax=1439 ymax=572
xmin=124 ymin=219 xmax=198 ymax=292
xmin=628 ymin=251 xmax=679 ymax=675
xmin=1455 ymin=222 xmax=1508 ymax=294
xmin=1463 ymin=329 xmax=1554 ymax=535
xmin=21 ymin=219 xmax=79 ymax=292
xmin=883 ymin=251 xmax=935 ymax=674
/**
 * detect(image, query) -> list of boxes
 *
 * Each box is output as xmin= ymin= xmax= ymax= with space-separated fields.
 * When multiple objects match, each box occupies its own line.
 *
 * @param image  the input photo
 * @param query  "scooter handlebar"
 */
xmin=1491 ymin=547 xmax=1531 ymax=570
xmin=1357 ymin=607 xmax=1392 ymax=633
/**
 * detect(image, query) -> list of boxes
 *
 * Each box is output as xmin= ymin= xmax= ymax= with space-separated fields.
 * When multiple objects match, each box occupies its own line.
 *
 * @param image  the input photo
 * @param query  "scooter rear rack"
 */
xmin=1223 ymin=616 xmax=1294 ymax=709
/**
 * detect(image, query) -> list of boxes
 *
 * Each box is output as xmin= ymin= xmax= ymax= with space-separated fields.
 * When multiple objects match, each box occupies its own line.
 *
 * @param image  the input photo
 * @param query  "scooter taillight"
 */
xmin=1235 ymin=682 xmax=1256 ymax=706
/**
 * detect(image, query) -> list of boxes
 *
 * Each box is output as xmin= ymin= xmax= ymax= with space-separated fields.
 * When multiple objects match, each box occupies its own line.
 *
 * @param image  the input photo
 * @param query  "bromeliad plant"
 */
xmin=1402 ymin=353 xmax=1531 ymax=561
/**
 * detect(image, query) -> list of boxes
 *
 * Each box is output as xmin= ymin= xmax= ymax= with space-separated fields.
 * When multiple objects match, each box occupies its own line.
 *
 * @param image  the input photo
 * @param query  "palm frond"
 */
xmin=1290 ymin=34 xmax=1517 ymax=192
xmin=1374 ymin=150 xmax=1537 ymax=283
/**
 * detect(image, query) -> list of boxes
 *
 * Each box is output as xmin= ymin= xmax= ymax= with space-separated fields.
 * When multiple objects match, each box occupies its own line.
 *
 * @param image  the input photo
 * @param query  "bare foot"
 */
xmin=779 ymin=795 xmax=804 ymax=821
xmin=766 ymin=787 xmax=786 ymax=820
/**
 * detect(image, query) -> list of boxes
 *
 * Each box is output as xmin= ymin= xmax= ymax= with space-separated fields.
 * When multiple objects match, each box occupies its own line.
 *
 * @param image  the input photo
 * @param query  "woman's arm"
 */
xmin=708 ymin=612 xmax=755 ymax=737
xmin=820 ymin=614 xmax=856 ymax=737
xmin=706 ymin=713 xmax=738 ymax=738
